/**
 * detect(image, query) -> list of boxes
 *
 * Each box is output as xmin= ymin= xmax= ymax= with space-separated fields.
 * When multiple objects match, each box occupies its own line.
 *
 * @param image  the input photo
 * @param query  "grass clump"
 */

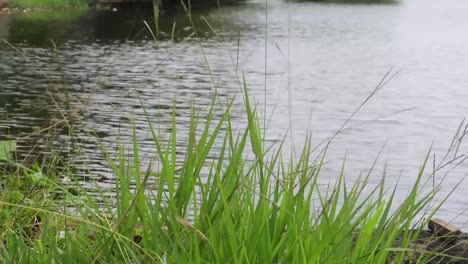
xmin=0 ymin=84 xmax=460 ymax=263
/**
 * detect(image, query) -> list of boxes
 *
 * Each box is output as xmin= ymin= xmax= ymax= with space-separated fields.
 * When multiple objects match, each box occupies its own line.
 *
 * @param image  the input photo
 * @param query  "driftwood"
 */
xmin=429 ymin=218 xmax=462 ymax=238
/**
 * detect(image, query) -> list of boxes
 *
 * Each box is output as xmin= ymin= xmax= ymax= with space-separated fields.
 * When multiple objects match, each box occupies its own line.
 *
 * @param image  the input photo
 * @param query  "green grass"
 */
xmin=9 ymin=0 xmax=93 ymax=9
xmin=0 ymin=140 xmax=16 ymax=160
xmin=0 ymin=82 xmax=461 ymax=263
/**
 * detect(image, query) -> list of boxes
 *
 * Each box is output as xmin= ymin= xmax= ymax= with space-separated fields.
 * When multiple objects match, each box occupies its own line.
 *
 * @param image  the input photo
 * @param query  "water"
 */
xmin=1 ymin=0 xmax=468 ymax=226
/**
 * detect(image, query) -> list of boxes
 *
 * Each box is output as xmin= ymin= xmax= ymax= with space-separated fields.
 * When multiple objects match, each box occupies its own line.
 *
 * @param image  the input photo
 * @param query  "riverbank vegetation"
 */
xmin=0 ymin=82 xmax=463 ymax=263
xmin=0 ymin=1 xmax=463 ymax=262
xmin=8 ymin=0 xmax=93 ymax=9
xmin=2 ymin=0 xmax=398 ymax=11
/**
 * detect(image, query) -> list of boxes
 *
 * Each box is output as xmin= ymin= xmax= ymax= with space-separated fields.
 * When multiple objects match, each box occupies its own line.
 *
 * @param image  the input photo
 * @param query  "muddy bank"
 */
xmin=398 ymin=219 xmax=468 ymax=263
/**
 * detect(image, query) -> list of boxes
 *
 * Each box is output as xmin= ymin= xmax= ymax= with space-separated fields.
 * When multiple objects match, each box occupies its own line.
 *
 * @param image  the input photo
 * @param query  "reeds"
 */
xmin=0 ymin=82 xmax=458 ymax=263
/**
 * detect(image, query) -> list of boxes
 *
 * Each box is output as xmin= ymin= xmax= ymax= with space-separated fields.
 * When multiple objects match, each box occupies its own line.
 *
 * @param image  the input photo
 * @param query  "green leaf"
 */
xmin=0 ymin=140 xmax=16 ymax=160
xmin=29 ymin=171 xmax=44 ymax=183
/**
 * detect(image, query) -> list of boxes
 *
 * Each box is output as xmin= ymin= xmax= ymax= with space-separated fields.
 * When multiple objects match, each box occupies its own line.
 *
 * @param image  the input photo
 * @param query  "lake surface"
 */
xmin=1 ymin=0 xmax=468 ymax=226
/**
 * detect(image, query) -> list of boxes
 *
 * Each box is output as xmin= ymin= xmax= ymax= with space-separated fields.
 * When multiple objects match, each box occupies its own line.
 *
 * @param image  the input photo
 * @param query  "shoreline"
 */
xmin=0 ymin=6 xmax=118 ymax=15
xmin=0 ymin=7 xmax=36 ymax=14
xmin=406 ymin=230 xmax=468 ymax=263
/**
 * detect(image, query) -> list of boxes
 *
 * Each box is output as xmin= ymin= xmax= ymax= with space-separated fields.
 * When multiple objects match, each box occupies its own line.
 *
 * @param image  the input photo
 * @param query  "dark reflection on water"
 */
xmin=5 ymin=6 xmax=230 ymax=45
xmin=5 ymin=5 xmax=240 ymax=213
xmin=0 ymin=5 xmax=248 ymax=196
xmin=1 ymin=0 xmax=468 ymax=226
